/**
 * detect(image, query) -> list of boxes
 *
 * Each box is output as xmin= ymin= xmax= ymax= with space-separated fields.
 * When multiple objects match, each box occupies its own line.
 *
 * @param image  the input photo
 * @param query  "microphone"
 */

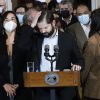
xmin=54 ymin=45 xmax=59 ymax=58
xmin=44 ymin=45 xmax=50 ymax=57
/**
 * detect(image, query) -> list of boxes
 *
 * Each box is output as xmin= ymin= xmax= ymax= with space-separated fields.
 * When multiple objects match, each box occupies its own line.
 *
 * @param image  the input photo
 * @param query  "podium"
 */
xmin=23 ymin=71 xmax=80 ymax=100
xmin=23 ymin=71 xmax=80 ymax=87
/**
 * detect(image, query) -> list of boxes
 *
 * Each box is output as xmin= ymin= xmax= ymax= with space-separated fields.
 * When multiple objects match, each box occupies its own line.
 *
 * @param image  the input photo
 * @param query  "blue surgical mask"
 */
xmin=78 ymin=14 xmax=90 ymax=25
xmin=16 ymin=14 xmax=24 ymax=24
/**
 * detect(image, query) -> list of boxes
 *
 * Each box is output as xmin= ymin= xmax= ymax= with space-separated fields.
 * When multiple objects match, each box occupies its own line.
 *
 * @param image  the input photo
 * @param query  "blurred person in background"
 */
xmin=23 ymin=1 xmax=42 ymax=27
xmin=69 ymin=4 xmax=91 ymax=51
xmin=14 ymin=5 xmax=27 ymax=25
xmin=68 ymin=4 xmax=91 ymax=100
xmin=0 ymin=0 xmax=6 ymax=14
xmin=58 ymin=0 xmax=78 ymax=32
xmin=25 ymin=1 xmax=33 ymax=9
xmin=0 ymin=0 xmax=7 ymax=29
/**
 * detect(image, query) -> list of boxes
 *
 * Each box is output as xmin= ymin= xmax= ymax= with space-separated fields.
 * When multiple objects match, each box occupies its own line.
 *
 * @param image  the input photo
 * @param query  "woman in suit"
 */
xmin=0 ymin=11 xmax=20 ymax=100
xmin=82 ymin=8 xmax=100 ymax=100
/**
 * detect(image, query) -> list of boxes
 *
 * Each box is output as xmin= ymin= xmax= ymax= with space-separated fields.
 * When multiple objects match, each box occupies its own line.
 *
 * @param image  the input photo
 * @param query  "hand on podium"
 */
xmin=71 ymin=64 xmax=81 ymax=71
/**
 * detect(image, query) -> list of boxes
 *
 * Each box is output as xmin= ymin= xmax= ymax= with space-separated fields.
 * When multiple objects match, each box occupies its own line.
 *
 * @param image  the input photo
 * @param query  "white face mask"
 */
xmin=0 ymin=7 xmax=3 ymax=13
xmin=78 ymin=14 xmax=90 ymax=25
xmin=4 ymin=21 xmax=17 ymax=33
xmin=16 ymin=14 xmax=24 ymax=24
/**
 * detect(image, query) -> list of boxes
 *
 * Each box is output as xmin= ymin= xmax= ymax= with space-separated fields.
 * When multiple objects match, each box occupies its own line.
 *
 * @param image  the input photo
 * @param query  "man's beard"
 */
xmin=43 ymin=27 xmax=54 ymax=38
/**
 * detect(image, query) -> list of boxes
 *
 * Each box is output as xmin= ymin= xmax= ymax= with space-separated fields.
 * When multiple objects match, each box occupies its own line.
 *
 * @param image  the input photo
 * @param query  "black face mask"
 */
xmin=42 ymin=27 xmax=54 ymax=38
xmin=61 ymin=10 xmax=70 ymax=18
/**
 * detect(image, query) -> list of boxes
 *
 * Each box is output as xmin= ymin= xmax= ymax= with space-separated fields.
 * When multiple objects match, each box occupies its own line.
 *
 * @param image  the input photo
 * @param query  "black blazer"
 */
xmin=13 ymin=25 xmax=37 ymax=86
xmin=36 ymin=30 xmax=84 ymax=71
xmin=0 ymin=30 xmax=21 ymax=85
xmin=0 ymin=37 xmax=10 ymax=88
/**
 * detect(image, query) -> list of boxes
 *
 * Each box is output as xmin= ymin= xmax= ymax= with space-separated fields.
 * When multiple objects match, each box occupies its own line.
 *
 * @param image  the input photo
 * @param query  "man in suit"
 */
xmin=68 ymin=4 xmax=91 ymax=51
xmin=68 ymin=4 xmax=91 ymax=100
xmin=58 ymin=0 xmax=78 ymax=32
xmin=33 ymin=10 xmax=84 ymax=100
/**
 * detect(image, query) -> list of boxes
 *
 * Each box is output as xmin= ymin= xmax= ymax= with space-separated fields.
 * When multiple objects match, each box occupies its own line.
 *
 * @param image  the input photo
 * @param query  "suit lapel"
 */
xmin=37 ymin=36 xmax=44 ymax=65
xmin=56 ymin=31 xmax=64 ymax=67
xmin=76 ymin=22 xmax=88 ymax=41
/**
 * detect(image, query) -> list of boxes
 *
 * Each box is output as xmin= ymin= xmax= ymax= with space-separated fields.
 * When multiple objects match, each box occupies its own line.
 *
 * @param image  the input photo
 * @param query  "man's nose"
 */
xmin=41 ymin=29 xmax=46 ymax=33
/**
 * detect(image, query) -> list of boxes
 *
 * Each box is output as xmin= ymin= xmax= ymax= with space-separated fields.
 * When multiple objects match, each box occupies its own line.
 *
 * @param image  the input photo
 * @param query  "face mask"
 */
xmin=0 ymin=7 xmax=3 ymax=13
xmin=16 ymin=14 xmax=24 ymax=24
xmin=78 ymin=14 xmax=90 ymax=25
xmin=4 ymin=21 xmax=17 ymax=33
xmin=61 ymin=10 xmax=70 ymax=18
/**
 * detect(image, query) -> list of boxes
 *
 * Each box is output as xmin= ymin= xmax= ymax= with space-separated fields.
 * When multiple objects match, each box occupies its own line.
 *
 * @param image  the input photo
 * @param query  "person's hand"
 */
xmin=31 ymin=11 xmax=41 ymax=28
xmin=3 ymin=83 xmax=17 ymax=97
xmin=71 ymin=64 xmax=81 ymax=71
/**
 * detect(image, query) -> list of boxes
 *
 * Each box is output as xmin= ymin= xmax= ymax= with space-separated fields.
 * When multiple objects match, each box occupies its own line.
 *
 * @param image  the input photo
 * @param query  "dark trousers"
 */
xmin=34 ymin=87 xmax=76 ymax=100
xmin=14 ymin=88 xmax=33 ymax=100
xmin=0 ymin=88 xmax=10 ymax=100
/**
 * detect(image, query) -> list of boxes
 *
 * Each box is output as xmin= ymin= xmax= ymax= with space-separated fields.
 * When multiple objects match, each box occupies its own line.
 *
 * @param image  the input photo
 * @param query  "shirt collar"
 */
xmin=49 ymin=28 xmax=58 ymax=38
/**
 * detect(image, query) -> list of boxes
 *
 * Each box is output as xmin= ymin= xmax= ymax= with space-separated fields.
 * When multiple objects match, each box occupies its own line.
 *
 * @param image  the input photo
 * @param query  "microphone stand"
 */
xmin=44 ymin=52 xmax=58 ymax=100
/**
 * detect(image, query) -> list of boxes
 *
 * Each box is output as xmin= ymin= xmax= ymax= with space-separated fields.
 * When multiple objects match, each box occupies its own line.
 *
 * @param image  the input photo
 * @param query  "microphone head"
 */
xmin=44 ymin=45 xmax=49 ymax=52
xmin=54 ymin=45 xmax=59 ymax=52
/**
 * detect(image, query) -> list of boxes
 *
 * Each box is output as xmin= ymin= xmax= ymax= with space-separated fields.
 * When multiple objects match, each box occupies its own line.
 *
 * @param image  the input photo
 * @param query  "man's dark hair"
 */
xmin=89 ymin=8 xmax=100 ymax=37
xmin=76 ymin=3 xmax=90 ymax=11
xmin=37 ymin=10 xmax=54 ymax=24
xmin=14 ymin=5 xmax=27 ymax=12
xmin=32 ymin=1 xmax=43 ymax=11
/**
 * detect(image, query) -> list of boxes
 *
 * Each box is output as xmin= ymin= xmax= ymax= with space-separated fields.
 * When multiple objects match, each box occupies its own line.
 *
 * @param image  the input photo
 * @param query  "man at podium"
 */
xmin=32 ymin=10 xmax=84 ymax=100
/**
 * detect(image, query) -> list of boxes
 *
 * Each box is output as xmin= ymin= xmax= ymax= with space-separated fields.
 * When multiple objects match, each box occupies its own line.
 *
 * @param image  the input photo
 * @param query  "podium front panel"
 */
xmin=23 ymin=71 xmax=80 ymax=87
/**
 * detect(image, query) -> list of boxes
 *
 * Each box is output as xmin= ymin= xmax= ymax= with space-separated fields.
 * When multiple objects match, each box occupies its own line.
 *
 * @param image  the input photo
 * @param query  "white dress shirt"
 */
xmin=40 ymin=29 xmax=59 ymax=72
xmin=81 ymin=23 xmax=90 ymax=38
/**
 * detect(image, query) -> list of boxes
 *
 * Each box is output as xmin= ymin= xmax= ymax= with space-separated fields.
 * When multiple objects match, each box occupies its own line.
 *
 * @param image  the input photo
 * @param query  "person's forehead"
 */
xmin=26 ymin=3 xmax=33 ymax=7
xmin=6 ymin=13 xmax=15 ymax=18
xmin=77 ymin=5 xmax=89 ymax=13
xmin=0 ymin=0 xmax=5 ymax=5
xmin=30 ymin=10 xmax=38 ymax=16
xmin=16 ymin=7 xmax=25 ymax=12
xmin=59 ymin=4 xmax=68 ymax=8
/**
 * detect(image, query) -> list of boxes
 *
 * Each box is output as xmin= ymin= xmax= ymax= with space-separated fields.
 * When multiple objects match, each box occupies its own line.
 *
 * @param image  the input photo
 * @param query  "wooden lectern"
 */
xmin=23 ymin=71 xmax=80 ymax=100
xmin=23 ymin=71 xmax=80 ymax=87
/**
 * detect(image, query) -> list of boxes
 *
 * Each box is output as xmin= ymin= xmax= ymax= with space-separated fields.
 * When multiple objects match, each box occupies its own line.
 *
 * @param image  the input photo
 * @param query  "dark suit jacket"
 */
xmin=13 ymin=25 xmax=37 ymax=85
xmin=36 ymin=30 xmax=84 ymax=71
xmin=68 ymin=22 xmax=88 ymax=51
xmin=60 ymin=14 xmax=78 ymax=32
xmin=0 ymin=32 xmax=20 ymax=100
xmin=0 ymin=39 xmax=9 ymax=88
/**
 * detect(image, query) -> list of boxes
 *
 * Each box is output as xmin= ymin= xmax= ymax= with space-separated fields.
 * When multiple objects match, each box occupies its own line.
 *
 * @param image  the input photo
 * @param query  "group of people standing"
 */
xmin=0 ymin=0 xmax=100 ymax=100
